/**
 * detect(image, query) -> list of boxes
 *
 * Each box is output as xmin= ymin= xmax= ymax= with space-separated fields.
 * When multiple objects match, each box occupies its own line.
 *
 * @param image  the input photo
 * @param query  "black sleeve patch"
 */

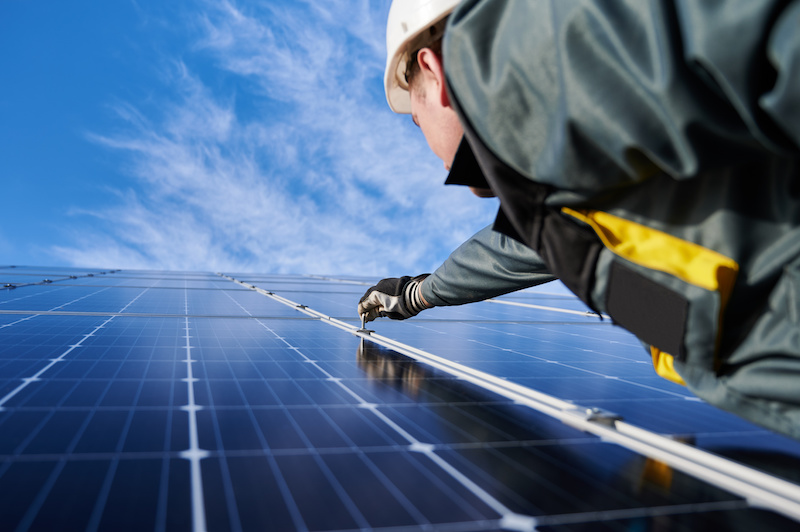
xmin=607 ymin=261 xmax=689 ymax=361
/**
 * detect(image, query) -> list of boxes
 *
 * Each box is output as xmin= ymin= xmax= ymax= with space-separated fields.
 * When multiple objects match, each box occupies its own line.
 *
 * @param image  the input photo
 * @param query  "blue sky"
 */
xmin=1 ymin=0 xmax=498 ymax=276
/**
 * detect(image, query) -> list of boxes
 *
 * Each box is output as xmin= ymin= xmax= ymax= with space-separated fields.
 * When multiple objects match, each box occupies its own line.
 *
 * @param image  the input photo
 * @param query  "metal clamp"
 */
xmin=356 ymin=313 xmax=374 ymax=334
xmin=581 ymin=407 xmax=623 ymax=427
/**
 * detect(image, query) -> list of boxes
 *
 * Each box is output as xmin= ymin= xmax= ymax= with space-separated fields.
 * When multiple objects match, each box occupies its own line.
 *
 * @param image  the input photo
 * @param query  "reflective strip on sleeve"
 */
xmin=562 ymin=207 xmax=739 ymax=384
xmin=651 ymin=346 xmax=686 ymax=385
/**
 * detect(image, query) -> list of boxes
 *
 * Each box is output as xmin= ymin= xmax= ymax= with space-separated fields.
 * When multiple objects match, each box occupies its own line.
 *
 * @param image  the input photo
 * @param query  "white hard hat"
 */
xmin=384 ymin=0 xmax=459 ymax=114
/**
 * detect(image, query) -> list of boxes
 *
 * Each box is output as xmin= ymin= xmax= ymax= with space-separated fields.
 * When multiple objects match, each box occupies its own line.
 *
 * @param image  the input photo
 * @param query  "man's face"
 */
xmin=409 ymin=78 xmax=463 ymax=171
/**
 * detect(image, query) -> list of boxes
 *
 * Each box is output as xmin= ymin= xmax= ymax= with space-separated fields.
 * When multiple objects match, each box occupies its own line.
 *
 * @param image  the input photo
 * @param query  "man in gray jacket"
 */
xmin=360 ymin=0 xmax=800 ymax=439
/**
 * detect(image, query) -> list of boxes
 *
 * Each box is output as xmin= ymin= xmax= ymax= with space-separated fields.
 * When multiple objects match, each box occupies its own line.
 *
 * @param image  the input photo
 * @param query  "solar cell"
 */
xmin=0 ymin=268 xmax=798 ymax=530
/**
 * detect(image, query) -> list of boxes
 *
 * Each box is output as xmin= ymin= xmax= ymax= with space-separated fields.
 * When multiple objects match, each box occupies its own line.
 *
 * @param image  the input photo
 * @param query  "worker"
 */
xmin=360 ymin=0 xmax=800 ymax=439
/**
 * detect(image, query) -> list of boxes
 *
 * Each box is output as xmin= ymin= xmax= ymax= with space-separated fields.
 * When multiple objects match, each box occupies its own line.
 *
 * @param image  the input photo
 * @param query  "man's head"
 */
xmin=385 ymin=0 xmax=463 ymax=170
xmin=384 ymin=0 xmax=459 ymax=113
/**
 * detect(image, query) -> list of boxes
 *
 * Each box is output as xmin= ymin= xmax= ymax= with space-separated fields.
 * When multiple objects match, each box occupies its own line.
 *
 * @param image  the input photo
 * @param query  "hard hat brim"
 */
xmin=385 ymin=55 xmax=412 ymax=114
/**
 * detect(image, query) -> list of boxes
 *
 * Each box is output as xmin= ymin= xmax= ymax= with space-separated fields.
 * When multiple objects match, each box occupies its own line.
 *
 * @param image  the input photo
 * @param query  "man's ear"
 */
xmin=416 ymin=47 xmax=451 ymax=108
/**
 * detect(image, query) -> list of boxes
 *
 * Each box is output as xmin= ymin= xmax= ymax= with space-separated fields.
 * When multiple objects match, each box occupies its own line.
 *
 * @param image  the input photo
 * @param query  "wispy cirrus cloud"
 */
xmin=54 ymin=0 xmax=497 ymax=275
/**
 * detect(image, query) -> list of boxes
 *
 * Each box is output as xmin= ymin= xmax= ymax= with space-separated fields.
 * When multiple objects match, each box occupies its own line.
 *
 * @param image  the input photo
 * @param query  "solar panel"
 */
xmin=1 ymin=265 xmax=799 ymax=530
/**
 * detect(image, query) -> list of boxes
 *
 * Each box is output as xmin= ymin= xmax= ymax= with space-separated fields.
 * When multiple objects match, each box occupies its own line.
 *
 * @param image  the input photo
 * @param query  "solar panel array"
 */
xmin=1 ymin=265 xmax=800 ymax=531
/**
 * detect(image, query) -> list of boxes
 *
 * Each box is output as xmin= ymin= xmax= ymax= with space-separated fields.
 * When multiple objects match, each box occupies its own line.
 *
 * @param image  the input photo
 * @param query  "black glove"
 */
xmin=358 ymin=274 xmax=430 ymax=323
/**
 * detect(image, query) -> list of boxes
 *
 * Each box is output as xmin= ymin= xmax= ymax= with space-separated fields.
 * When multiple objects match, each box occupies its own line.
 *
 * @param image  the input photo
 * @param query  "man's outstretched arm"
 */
xmin=358 ymin=225 xmax=555 ymax=323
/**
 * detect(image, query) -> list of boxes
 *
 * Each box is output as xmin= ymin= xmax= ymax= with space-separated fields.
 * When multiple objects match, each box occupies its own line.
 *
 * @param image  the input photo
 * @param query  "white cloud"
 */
xmin=55 ymin=0 xmax=497 ymax=275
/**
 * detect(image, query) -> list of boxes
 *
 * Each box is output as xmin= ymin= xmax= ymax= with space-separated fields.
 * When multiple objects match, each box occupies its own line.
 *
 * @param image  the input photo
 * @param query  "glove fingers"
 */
xmin=358 ymin=294 xmax=382 ymax=323
xmin=359 ymin=289 xmax=407 ymax=320
xmin=357 ymin=275 xmax=430 ymax=323
xmin=363 ymin=307 xmax=382 ymax=323
xmin=359 ymin=291 xmax=391 ymax=321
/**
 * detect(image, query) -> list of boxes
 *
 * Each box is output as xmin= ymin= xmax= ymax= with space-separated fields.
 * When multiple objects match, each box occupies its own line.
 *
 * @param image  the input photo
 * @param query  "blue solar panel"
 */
xmin=0 ymin=266 xmax=799 ymax=530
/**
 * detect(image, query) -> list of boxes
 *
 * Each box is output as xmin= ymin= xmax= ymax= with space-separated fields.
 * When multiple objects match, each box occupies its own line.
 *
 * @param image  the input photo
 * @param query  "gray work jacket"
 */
xmin=444 ymin=0 xmax=800 ymax=438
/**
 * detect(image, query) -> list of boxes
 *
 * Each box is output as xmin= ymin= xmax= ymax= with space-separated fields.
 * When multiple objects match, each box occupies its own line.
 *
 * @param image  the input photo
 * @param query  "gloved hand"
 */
xmin=358 ymin=274 xmax=431 ymax=323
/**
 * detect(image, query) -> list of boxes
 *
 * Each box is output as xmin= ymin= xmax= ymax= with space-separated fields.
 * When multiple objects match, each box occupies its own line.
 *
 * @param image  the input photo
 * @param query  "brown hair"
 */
xmin=401 ymin=18 xmax=447 ymax=91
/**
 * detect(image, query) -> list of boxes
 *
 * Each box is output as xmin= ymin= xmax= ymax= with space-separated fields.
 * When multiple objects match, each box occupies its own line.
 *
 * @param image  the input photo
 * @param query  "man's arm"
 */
xmin=421 ymin=224 xmax=554 ymax=306
xmin=358 ymin=225 xmax=554 ymax=322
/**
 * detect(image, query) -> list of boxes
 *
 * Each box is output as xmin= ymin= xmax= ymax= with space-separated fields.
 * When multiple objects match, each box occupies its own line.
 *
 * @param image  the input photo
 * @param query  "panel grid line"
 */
xmin=0 ymin=287 xmax=147 ymax=411
xmin=180 ymin=288 xmax=209 ymax=532
xmin=461 ymin=333 xmax=691 ymax=400
xmin=198 ymin=299 xmax=307 ymax=531
xmin=219 ymin=290 xmax=403 ymax=530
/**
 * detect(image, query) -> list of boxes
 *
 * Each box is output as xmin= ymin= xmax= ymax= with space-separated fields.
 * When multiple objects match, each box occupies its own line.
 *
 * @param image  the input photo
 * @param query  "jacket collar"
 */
xmin=444 ymin=138 xmax=490 ymax=189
